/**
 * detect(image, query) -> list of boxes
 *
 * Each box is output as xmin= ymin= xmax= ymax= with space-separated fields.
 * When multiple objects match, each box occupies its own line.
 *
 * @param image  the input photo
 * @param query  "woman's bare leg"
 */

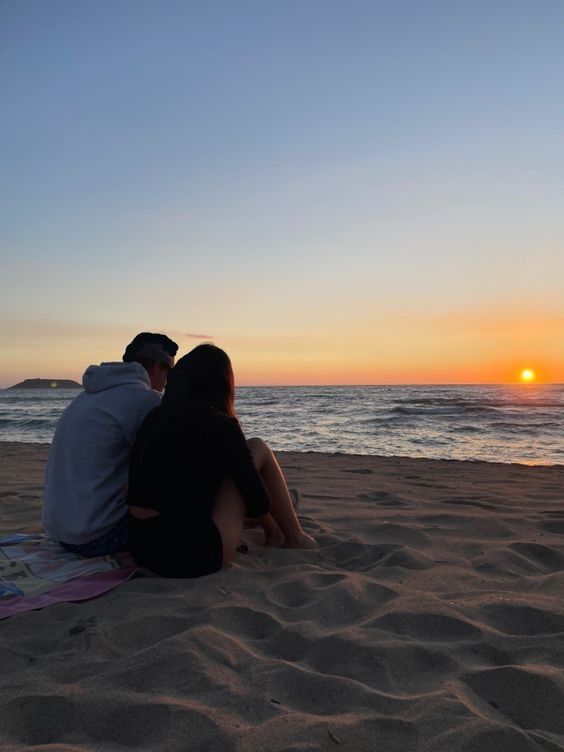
xmin=247 ymin=437 xmax=317 ymax=549
xmin=212 ymin=478 xmax=246 ymax=567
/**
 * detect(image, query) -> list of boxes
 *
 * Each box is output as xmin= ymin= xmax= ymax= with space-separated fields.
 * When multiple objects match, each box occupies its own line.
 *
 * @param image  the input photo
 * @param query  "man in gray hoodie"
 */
xmin=42 ymin=332 xmax=178 ymax=557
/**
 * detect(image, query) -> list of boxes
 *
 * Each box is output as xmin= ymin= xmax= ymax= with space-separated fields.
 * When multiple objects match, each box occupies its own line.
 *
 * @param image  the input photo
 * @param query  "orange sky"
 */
xmin=1 ymin=307 xmax=562 ymax=387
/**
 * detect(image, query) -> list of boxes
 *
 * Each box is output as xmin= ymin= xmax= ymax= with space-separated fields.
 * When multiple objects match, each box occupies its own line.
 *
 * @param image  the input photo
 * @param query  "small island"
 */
xmin=7 ymin=379 xmax=82 ymax=390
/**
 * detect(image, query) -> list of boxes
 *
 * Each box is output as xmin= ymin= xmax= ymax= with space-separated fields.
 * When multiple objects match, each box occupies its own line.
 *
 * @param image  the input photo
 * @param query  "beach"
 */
xmin=1 ymin=442 xmax=564 ymax=751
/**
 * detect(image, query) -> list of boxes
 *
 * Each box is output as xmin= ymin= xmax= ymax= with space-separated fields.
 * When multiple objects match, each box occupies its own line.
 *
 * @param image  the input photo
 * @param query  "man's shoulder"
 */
xmin=84 ymin=383 xmax=161 ymax=430
xmin=82 ymin=361 xmax=158 ymax=395
xmin=84 ymin=382 xmax=158 ymax=405
xmin=124 ymin=386 xmax=161 ymax=410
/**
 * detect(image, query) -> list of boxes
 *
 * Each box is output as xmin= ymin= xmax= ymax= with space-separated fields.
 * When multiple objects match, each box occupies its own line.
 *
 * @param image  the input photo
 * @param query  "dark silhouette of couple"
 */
xmin=43 ymin=333 xmax=316 ymax=577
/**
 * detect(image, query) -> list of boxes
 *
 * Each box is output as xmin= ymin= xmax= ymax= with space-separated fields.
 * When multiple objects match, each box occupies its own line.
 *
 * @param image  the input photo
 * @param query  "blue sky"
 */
xmin=1 ymin=0 xmax=563 ymax=384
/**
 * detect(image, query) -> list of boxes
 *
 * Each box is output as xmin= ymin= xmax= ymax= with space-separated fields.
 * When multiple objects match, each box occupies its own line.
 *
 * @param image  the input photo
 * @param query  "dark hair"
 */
xmin=123 ymin=333 xmax=178 ymax=367
xmin=161 ymin=344 xmax=235 ymax=416
xmin=133 ymin=357 xmax=170 ymax=373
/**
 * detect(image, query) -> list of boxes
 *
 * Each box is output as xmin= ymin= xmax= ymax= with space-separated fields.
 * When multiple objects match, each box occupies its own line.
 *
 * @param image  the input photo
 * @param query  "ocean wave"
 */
xmin=390 ymin=405 xmax=499 ymax=416
xmin=489 ymin=420 xmax=562 ymax=431
xmin=1 ymin=385 xmax=563 ymax=464
xmin=359 ymin=416 xmax=404 ymax=426
xmin=392 ymin=397 xmax=564 ymax=410
xmin=408 ymin=436 xmax=449 ymax=446
xmin=483 ymin=401 xmax=564 ymax=409
xmin=0 ymin=417 xmax=54 ymax=429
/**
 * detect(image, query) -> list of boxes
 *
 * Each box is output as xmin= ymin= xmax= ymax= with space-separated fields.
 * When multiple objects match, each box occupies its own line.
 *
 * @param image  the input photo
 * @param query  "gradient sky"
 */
xmin=1 ymin=0 xmax=563 ymax=386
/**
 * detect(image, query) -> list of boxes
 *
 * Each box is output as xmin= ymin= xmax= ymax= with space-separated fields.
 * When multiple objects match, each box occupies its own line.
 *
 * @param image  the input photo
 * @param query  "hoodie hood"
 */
xmin=82 ymin=362 xmax=152 ymax=394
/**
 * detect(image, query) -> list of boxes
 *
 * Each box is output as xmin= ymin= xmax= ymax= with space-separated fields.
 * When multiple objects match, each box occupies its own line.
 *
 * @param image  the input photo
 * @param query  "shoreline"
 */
xmin=1 ymin=442 xmax=564 ymax=750
xmin=1 ymin=440 xmax=562 ymax=469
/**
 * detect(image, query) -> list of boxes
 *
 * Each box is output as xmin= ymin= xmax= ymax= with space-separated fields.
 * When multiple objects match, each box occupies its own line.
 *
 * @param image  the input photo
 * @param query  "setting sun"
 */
xmin=520 ymin=368 xmax=536 ymax=382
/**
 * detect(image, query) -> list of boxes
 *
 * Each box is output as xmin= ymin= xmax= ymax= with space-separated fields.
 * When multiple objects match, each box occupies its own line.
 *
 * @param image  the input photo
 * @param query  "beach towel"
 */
xmin=0 ymin=533 xmax=141 ymax=619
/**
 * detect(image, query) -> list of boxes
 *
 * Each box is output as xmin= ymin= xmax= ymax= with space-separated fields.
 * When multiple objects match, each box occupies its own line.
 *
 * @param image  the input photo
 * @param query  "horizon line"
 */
xmin=237 ymin=382 xmax=564 ymax=387
xmin=2 ymin=381 xmax=563 ymax=390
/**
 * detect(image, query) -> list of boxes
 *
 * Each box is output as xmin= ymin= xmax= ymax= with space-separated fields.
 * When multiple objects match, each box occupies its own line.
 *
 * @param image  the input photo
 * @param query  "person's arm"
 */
xmin=123 ymin=391 xmax=162 ymax=447
xmin=216 ymin=416 xmax=270 ymax=518
xmin=126 ymin=406 xmax=161 ymax=507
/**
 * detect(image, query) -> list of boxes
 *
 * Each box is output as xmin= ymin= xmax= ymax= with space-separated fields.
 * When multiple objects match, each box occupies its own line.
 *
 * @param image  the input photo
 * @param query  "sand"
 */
xmin=1 ymin=442 xmax=564 ymax=752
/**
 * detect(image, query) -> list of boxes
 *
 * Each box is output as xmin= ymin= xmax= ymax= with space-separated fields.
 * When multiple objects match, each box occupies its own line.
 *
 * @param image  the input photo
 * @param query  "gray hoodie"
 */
xmin=43 ymin=362 xmax=161 ymax=545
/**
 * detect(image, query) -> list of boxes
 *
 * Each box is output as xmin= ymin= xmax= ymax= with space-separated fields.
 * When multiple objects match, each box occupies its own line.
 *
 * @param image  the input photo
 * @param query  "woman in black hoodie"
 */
xmin=127 ymin=344 xmax=316 ymax=577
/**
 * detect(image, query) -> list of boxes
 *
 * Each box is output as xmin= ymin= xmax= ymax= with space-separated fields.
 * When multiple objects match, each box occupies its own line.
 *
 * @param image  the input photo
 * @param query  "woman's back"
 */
xmin=127 ymin=343 xmax=315 ymax=579
xmin=128 ymin=401 xmax=269 ymax=520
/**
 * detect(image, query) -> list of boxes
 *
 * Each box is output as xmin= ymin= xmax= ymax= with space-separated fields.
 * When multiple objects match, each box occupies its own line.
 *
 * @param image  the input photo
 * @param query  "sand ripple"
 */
xmin=1 ymin=447 xmax=564 ymax=750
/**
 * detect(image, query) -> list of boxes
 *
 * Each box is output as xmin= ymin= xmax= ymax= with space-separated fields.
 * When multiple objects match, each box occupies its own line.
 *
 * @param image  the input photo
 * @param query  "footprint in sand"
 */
xmin=480 ymin=602 xmax=564 ymax=635
xmin=373 ymin=609 xmax=481 ymax=641
xmin=540 ymin=519 xmax=564 ymax=534
xmin=266 ymin=571 xmax=397 ymax=627
xmin=463 ymin=666 xmax=564 ymax=735
xmin=358 ymin=491 xmax=409 ymax=507
xmin=509 ymin=542 xmax=564 ymax=573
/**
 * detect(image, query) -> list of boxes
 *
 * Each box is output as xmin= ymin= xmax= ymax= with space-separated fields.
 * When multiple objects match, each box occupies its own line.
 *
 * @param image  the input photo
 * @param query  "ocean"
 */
xmin=0 ymin=384 xmax=562 ymax=465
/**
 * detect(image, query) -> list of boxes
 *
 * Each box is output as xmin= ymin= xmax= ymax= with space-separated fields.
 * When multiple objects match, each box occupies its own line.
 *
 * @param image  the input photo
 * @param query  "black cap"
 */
xmin=123 ymin=333 xmax=178 ymax=368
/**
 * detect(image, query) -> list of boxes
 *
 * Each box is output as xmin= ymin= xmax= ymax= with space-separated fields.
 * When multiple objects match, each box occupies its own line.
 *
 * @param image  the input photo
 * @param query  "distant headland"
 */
xmin=7 ymin=379 xmax=82 ymax=390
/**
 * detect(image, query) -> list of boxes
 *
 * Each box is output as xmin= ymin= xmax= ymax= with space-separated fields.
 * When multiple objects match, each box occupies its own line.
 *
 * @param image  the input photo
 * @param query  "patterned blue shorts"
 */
xmin=60 ymin=515 xmax=129 ymax=558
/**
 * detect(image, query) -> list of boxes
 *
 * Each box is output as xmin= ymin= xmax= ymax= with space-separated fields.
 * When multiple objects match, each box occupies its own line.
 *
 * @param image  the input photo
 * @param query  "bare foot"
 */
xmin=283 ymin=532 xmax=318 ymax=550
xmin=264 ymin=529 xmax=286 ymax=547
xmin=259 ymin=513 xmax=286 ymax=547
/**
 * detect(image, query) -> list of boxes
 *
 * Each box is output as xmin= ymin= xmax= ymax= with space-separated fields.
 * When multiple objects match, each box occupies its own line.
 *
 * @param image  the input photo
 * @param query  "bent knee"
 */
xmin=247 ymin=436 xmax=265 ymax=448
xmin=247 ymin=436 xmax=270 ymax=467
xmin=247 ymin=436 xmax=272 ymax=470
